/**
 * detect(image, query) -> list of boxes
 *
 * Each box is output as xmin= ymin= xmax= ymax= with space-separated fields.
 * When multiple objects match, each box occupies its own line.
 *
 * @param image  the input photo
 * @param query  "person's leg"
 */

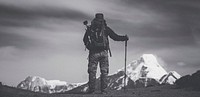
xmin=88 ymin=52 xmax=98 ymax=93
xmin=99 ymin=51 xmax=109 ymax=93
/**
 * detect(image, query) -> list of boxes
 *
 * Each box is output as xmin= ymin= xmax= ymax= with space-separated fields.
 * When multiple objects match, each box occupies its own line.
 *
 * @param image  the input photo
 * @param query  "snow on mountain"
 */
xmin=125 ymin=54 xmax=168 ymax=81
xmin=17 ymin=76 xmax=84 ymax=93
xmin=113 ymin=54 xmax=181 ymax=88
xmin=105 ymin=54 xmax=167 ymax=89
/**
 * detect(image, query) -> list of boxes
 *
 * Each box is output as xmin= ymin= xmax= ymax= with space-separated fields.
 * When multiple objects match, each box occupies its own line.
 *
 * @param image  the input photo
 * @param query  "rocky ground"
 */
xmin=1 ymin=84 xmax=200 ymax=97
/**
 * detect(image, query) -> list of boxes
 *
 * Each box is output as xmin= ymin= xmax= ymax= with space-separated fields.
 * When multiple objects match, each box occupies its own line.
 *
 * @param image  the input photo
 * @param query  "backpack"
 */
xmin=84 ymin=24 xmax=109 ymax=50
xmin=83 ymin=20 xmax=112 ymax=56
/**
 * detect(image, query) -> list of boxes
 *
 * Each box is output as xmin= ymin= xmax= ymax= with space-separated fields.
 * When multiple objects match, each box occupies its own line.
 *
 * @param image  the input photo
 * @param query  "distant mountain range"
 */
xmin=17 ymin=54 xmax=181 ymax=93
xmin=17 ymin=76 xmax=84 ymax=93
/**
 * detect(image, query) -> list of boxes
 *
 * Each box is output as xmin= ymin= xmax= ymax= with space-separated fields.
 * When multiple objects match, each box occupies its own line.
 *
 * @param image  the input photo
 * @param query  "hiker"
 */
xmin=83 ymin=13 xmax=129 ymax=94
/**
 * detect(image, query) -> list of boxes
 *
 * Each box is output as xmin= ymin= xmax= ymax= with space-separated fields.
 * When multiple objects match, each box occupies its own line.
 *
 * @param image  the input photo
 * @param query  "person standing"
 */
xmin=83 ymin=13 xmax=129 ymax=94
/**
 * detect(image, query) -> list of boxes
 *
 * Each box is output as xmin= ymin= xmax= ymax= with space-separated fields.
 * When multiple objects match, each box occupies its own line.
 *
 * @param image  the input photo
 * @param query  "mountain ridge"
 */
xmin=17 ymin=76 xmax=84 ymax=93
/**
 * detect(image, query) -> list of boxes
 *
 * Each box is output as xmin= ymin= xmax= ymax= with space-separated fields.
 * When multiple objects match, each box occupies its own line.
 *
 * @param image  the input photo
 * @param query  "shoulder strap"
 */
xmin=102 ymin=25 xmax=112 ymax=57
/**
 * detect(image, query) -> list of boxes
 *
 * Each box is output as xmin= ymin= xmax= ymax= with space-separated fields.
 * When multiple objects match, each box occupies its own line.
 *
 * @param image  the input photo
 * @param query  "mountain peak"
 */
xmin=125 ymin=54 xmax=168 ymax=82
xmin=140 ymin=54 xmax=160 ymax=67
xmin=141 ymin=54 xmax=156 ymax=59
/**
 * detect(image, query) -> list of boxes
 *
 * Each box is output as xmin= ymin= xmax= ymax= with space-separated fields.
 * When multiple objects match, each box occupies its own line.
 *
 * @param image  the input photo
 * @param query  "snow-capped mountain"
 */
xmin=17 ymin=76 xmax=84 ymax=93
xmin=126 ymin=54 xmax=168 ymax=81
xmin=106 ymin=54 xmax=181 ymax=89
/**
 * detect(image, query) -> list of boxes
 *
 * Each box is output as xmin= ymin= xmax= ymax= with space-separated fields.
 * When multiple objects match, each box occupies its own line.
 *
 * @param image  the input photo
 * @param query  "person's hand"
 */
xmin=125 ymin=35 xmax=129 ymax=41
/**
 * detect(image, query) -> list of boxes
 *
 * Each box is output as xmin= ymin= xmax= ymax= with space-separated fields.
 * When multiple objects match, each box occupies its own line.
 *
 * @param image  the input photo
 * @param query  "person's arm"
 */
xmin=107 ymin=27 xmax=128 ymax=41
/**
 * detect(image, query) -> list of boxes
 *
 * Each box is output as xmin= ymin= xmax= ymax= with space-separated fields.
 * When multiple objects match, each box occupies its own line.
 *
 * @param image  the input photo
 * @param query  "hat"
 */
xmin=91 ymin=13 xmax=106 ymax=26
xmin=95 ymin=13 xmax=104 ymax=20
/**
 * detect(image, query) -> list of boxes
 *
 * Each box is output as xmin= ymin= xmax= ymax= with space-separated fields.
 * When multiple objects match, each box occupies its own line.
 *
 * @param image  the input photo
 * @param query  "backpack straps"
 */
xmin=101 ymin=24 xmax=112 ymax=57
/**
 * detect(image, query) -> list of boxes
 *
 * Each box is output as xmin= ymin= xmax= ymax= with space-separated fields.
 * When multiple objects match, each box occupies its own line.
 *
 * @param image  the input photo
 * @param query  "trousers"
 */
xmin=88 ymin=50 xmax=109 ymax=92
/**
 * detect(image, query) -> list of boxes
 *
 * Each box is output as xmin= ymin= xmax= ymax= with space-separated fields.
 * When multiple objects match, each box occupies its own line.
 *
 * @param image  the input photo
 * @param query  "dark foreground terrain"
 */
xmin=0 ymin=85 xmax=200 ymax=97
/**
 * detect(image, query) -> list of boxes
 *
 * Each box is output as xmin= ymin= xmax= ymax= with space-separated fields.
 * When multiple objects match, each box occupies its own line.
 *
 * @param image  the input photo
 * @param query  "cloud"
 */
xmin=0 ymin=3 xmax=90 ymax=50
xmin=156 ymin=55 xmax=168 ymax=69
xmin=0 ymin=46 xmax=18 ymax=59
xmin=0 ymin=3 xmax=90 ymax=26
xmin=177 ymin=62 xmax=187 ymax=66
xmin=116 ymin=0 xmax=200 ymax=45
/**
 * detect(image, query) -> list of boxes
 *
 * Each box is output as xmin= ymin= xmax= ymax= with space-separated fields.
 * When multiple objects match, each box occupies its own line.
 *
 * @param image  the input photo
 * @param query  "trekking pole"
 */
xmin=124 ymin=40 xmax=127 ymax=92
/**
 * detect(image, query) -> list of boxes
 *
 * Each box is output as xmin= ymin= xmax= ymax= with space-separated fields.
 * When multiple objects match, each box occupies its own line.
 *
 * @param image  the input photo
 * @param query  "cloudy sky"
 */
xmin=0 ymin=0 xmax=200 ymax=86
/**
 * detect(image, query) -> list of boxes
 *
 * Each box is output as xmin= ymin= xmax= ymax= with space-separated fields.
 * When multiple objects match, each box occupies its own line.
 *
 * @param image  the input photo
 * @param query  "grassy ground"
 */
xmin=0 ymin=85 xmax=200 ymax=97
